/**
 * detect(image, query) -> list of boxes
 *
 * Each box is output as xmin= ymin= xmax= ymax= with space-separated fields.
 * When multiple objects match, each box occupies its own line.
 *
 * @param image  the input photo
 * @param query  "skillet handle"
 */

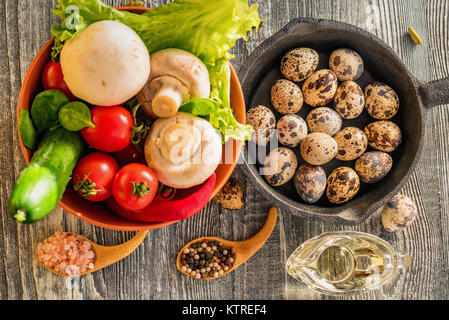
xmin=418 ymin=77 xmax=449 ymax=109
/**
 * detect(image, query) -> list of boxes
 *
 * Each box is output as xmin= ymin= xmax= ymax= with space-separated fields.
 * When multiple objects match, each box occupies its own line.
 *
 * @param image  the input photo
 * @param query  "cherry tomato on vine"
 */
xmin=112 ymin=163 xmax=158 ymax=211
xmin=73 ymin=152 xmax=119 ymax=202
xmin=81 ymin=106 xmax=133 ymax=152
xmin=41 ymin=60 xmax=77 ymax=100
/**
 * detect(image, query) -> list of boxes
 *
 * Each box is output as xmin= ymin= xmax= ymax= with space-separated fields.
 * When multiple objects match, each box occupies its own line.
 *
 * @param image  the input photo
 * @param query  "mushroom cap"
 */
xmin=61 ymin=20 xmax=150 ymax=106
xmin=145 ymin=113 xmax=222 ymax=189
xmin=137 ymin=48 xmax=210 ymax=115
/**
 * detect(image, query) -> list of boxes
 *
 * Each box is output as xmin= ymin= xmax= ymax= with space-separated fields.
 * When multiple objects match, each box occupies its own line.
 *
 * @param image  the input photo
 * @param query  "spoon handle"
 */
xmin=237 ymin=207 xmax=278 ymax=263
xmin=93 ymin=230 xmax=149 ymax=272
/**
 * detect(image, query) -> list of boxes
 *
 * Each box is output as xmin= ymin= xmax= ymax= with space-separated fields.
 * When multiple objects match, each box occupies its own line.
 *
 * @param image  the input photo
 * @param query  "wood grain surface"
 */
xmin=1 ymin=0 xmax=448 ymax=300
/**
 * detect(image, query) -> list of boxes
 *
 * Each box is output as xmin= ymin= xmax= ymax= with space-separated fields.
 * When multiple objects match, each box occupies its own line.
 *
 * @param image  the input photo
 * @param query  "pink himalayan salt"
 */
xmin=36 ymin=232 xmax=95 ymax=276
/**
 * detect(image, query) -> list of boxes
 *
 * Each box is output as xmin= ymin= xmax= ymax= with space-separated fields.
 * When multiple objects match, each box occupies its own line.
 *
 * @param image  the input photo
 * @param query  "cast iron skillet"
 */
xmin=239 ymin=18 xmax=449 ymax=225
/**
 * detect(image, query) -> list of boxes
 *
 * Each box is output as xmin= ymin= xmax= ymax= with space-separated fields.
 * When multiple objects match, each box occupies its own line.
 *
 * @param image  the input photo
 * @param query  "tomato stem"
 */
xmin=131 ymin=181 xmax=151 ymax=197
xmin=128 ymin=101 xmax=152 ymax=152
xmin=74 ymin=174 xmax=99 ymax=198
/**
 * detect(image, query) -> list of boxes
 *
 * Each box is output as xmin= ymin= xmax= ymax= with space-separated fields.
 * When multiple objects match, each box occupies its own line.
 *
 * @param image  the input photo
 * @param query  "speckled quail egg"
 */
xmin=306 ymin=107 xmax=342 ymax=136
xmin=302 ymin=69 xmax=338 ymax=107
xmin=271 ymin=79 xmax=304 ymax=114
xmin=280 ymin=48 xmax=319 ymax=82
xmin=355 ymin=151 xmax=393 ymax=183
xmin=294 ymin=164 xmax=327 ymax=204
xmin=334 ymin=127 xmax=368 ymax=161
xmin=277 ymin=114 xmax=308 ymax=147
xmin=247 ymin=105 xmax=276 ymax=146
xmin=382 ymin=195 xmax=417 ymax=232
xmin=333 ymin=81 xmax=365 ymax=119
xmin=329 ymin=48 xmax=364 ymax=81
xmin=300 ymin=132 xmax=338 ymax=166
xmin=364 ymin=121 xmax=402 ymax=152
xmin=326 ymin=167 xmax=360 ymax=204
xmin=364 ymin=82 xmax=400 ymax=119
xmin=263 ymin=147 xmax=298 ymax=186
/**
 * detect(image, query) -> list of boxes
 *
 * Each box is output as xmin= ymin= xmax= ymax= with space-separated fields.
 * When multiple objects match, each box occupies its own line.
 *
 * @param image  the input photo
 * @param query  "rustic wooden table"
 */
xmin=1 ymin=0 xmax=448 ymax=300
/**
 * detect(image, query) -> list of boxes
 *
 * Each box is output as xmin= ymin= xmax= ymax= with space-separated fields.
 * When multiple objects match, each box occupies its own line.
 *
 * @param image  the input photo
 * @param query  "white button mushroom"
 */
xmin=137 ymin=49 xmax=210 ymax=118
xmin=145 ymin=113 xmax=222 ymax=189
xmin=60 ymin=21 xmax=151 ymax=106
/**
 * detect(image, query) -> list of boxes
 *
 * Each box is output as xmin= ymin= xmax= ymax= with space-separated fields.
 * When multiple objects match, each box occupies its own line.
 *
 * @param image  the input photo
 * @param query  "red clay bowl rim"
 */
xmin=16 ymin=6 xmax=245 ymax=231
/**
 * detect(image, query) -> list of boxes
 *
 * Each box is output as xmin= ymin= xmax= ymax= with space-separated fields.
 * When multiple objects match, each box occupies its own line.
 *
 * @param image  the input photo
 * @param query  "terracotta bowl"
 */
xmin=16 ymin=7 xmax=245 ymax=231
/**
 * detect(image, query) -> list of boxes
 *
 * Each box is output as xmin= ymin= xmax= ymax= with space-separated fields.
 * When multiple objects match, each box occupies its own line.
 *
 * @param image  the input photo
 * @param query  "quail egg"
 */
xmin=334 ymin=127 xmax=368 ymax=161
xmin=263 ymin=147 xmax=298 ymax=186
xmin=280 ymin=48 xmax=319 ymax=82
xmin=364 ymin=121 xmax=402 ymax=152
xmin=302 ymin=69 xmax=338 ymax=107
xmin=300 ymin=132 xmax=338 ymax=166
xmin=329 ymin=48 xmax=364 ymax=81
xmin=333 ymin=81 xmax=365 ymax=119
xmin=294 ymin=164 xmax=327 ymax=204
xmin=326 ymin=167 xmax=360 ymax=204
xmin=271 ymin=79 xmax=304 ymax=114
xmin=306 ymin=107 xmax=342 ymax=136
xmin=277 ymin=114 xmax=308 ymax=147
xmin=382 ymin=195 xmax=417 ymax=232
xmin=247 ymin=105 xmax=276 ymax=146
xmin=355 ymin=151 xmax=393 ymax=183
xmin=365 ymin=82 xmax=400 ymax=119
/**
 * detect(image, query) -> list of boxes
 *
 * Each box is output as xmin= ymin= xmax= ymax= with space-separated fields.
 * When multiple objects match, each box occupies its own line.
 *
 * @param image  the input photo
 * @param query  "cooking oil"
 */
xmin=286 ymin=231 xmax=410 ymax=296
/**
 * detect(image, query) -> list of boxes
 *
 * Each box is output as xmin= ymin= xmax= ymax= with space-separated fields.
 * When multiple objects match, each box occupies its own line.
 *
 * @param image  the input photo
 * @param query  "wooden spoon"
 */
xmin=36 ymin=230 xmax=149 ymax=277
xmin=177 ymin=207 xmax=278 ymax=280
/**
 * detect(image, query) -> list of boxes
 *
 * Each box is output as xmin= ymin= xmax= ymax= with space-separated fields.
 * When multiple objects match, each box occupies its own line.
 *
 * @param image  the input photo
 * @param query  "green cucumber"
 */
xmin=8 ymin=127 xmax=84 ymax=224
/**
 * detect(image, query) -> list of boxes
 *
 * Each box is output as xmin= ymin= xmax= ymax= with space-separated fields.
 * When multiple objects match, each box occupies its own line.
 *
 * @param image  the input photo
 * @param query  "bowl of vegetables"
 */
xmin=12 ymin=1 xmax=261 ymax=230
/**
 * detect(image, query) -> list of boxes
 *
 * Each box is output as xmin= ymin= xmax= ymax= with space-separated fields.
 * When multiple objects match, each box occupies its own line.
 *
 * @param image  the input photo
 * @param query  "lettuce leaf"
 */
xmin=51 ymin=0 xmax=260 ymax=142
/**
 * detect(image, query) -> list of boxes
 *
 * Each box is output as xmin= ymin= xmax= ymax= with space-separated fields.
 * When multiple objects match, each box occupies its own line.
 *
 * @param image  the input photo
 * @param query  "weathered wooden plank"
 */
xmin=1 ymin=0 xmax=449 ymax=300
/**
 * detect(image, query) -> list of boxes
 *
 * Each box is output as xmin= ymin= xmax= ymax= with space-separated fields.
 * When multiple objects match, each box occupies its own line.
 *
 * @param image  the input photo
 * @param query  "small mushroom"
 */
xmin=145 ymin=113 xmax=222 ymax=188
xmin=137 ymin=48 xmax=210 ymax=118
xmin=382 ymin=195 xmax=417 ymax=232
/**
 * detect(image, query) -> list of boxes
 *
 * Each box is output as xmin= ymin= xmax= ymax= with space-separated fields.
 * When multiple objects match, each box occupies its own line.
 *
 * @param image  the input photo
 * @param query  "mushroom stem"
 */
xmin=152 ymin=85 xmax=185 ymax=118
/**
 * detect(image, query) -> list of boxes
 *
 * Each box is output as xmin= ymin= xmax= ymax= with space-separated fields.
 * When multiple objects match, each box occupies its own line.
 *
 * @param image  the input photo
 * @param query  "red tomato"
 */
xmin=113 ymin=140 xmax=146 ymax=166
xmin=73 ymin=152 xmax=119 ymax=202
xmin=41 ymin=60 xmax=76 ymax=100
xmin=112 ymin=164 xmax=158 ymax=211
xmin=81 ymin=106 xmax=133 ymax=152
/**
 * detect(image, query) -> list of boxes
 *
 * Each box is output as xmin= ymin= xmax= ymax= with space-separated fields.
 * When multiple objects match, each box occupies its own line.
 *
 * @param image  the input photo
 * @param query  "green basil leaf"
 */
xmin=18 ymin=109 xmax=37 ymax=150
xmin=179 ymin=98 xmax=220 ymax=116
xmin=31 ymin=89 xmax=69 ymax=132
xmin=58 ymin=101 xmax=95 ymax=131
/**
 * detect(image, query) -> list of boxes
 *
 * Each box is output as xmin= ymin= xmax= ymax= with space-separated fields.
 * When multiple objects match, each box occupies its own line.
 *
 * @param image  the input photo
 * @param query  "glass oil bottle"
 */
xmin=286 ymin=231 xmax=411 ymax=296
